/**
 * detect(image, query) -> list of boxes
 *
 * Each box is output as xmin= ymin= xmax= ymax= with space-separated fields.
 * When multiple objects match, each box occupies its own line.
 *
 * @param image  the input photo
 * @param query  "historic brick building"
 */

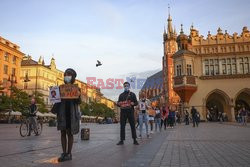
xmin=172 ymin=24 xmax=250 ymax=121
xmin=162 ymin=12 xmax=180 ymax=106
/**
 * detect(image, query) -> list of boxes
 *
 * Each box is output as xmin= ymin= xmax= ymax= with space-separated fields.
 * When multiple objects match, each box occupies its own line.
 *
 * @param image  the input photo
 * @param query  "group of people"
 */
xmin=135 ymin=95 xmax=178 ymax=139
xmin=236 ymin=106 xmax=249 ymax=125
xmin=116 ymin=82 xmax=202 ymax=146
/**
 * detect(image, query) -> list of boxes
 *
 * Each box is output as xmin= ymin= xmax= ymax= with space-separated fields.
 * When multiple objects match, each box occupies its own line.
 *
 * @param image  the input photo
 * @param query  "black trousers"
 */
xmin=192 ymin=117 xmax=199 ymax=127
xmin=161 ymin=118 xmax=167 ymax=129
xmin=120 ymin=110 xmax=137 ymax=141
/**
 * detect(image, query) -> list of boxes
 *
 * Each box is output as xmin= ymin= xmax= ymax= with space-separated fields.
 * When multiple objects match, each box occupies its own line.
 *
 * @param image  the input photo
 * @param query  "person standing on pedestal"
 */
xmin=117 ymin=82 xmax=139 ymax=145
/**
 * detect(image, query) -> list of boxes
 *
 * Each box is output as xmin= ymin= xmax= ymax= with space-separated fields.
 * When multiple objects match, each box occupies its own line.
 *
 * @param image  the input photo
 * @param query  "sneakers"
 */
xmin=58 ymin=153 xmax=72 ymax=162
xmin=138 ymin=135 xmax=142 ymax=139
xmin=116 ymin=140 xmax=124 ymax=145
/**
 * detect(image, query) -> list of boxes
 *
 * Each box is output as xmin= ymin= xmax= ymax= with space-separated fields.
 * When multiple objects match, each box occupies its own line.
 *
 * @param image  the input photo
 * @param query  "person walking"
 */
xmin=51 ymin=68 xmax=81 ymax=162
xmin=218 ymin=111 xmax=223 ymax=123
xmin=148 ymin=107 xmax=155 ymax=133
xmin=154 ymin=107 xmax=161 ymax=132
xmin=241 ymin=106 xmax=249 ymax=126
xmin=161 ymin=106 xmax=168 ymax=130
xmin=138 ymin=93 xmax=150 ymax=138
xmin=169 ymin=106 xmax=175 ymax=128
xmin=191 ymin=106 xmax=199 ymax=127
xmin=116 ymin=82 xmax=139 ymax=145
xmin=185 ymin=110 xmax=189 ymax=125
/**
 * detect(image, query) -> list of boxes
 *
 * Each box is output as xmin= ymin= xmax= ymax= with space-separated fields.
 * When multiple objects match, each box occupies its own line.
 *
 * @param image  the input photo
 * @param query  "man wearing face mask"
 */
xmin=51 ymin=68 xmax=81 ymax=162
xmin=117 ymin=82 xmax=139 ymax=145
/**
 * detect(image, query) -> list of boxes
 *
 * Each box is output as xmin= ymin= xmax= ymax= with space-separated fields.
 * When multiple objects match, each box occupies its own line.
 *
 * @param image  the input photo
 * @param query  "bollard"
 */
xmin=81 ymin=128 xmax=90 ymax=140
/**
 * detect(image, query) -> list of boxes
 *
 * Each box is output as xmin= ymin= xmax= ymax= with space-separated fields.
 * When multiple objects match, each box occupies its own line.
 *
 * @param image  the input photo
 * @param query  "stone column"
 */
xmin=230 ymin=106 xmax=236 ymax=122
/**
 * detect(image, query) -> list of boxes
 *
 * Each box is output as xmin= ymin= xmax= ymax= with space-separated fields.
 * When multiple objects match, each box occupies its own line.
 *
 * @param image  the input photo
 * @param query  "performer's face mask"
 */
xmin=64 ymin=76 xmax=72 ymax=83
xmin=124 ymin=85 xmax=130 ymax=92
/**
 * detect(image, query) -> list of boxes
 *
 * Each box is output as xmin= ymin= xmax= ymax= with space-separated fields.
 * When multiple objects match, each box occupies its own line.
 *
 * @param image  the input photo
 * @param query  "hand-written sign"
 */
xmin=119 ymin=100 xmax=132 ymax=109
xmin=60 ymin=84 xmax=81 ymax=99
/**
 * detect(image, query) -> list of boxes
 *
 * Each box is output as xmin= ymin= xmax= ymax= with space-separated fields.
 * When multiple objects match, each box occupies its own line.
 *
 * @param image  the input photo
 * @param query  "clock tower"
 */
xmin=162 ymin=9 xmax=180 ymax=106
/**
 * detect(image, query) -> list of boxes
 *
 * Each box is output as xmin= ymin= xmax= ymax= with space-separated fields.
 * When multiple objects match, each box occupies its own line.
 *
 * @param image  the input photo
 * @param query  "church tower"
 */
xmin=162 ymin=7 xmax=180 ymax=106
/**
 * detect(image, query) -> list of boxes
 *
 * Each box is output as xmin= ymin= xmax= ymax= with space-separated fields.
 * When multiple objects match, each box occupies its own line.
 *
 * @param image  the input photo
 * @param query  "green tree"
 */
xmin=80 ymin=101 xmax=115 ymax=118
xmin=10 ymin=87 xmax=30 ymax=113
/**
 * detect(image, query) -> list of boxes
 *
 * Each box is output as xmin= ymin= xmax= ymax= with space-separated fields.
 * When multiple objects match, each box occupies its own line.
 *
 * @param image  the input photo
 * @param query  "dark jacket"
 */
xmin=29 ymin=104 xmax=37 ymax=117
xmin=51 ymin=96 xmax=81 ymax=135
xmin=191 ymin=108 xmax=197 ymax=118
xmin=118 ymin=91 xmax=138 ymax=111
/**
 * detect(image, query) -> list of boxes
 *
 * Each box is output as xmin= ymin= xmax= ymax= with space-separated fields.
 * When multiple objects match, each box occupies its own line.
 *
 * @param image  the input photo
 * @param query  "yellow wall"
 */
xmin=173 ymin=27 xmax=250 ymax=121
xmin=20 ymin=60 xmax=57 ymax=105
xmin=0 ymin=36 xmax=24 ymax=95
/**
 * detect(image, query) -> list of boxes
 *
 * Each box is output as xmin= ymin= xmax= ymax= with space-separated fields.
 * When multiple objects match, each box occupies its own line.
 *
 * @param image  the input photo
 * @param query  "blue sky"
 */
xmin=1 ymin=0 xmax=249 ymax=87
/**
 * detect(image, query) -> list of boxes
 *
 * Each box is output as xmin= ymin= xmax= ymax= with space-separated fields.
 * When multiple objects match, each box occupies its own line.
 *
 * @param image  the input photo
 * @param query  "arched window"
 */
xmin=187 ymin=64 xmax=192 ymax=75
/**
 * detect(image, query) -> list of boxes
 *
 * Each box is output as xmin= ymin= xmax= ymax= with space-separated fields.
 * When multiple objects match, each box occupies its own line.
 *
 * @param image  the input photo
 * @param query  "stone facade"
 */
xmin=0 ymin=36 xmax=24 ymax=95
xmin=172 ymin=25 xmax=250 ymax=121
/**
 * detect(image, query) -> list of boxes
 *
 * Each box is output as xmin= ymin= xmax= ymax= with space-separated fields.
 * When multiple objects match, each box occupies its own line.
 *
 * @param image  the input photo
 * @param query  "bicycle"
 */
xmin=20 ymin=116 xmax=43 ymax=137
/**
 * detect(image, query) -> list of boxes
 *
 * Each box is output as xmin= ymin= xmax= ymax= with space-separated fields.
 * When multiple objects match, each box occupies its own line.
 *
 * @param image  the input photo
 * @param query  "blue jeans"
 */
xmin=155 ymin=118 xmax=161 ymax=131
xmin=139 ymin=113 xmax=148 ymax=136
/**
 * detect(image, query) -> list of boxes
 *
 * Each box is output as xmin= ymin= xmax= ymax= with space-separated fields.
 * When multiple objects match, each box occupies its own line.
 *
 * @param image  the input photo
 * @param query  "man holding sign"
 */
xmin=117 ymin=82 xmax=139 ymax=145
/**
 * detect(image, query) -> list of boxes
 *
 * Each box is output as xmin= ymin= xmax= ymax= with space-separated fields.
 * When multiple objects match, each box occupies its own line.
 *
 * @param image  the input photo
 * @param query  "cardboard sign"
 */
xmin=59 ymin=84 xmax=80 ymax=99
xmin=49 ymin=86 xmax=61 ymax=103
xmin=119 ymin=100 xmax=132 ymax=109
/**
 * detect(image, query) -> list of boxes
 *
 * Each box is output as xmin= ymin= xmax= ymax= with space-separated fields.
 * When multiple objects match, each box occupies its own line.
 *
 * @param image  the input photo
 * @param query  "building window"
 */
xmin=215 ymin=65 xmax=219 ymax=75
xmin=4 ymin=65 xmax=8 ymax=74
xmin=187 ymin=64 xmax=192 ymax=76
xmin=176 ymin=65 xmax=182 ymax=76
xmin=232 ymin=64 xmax=236 ymax=74
xmin=205 ymin=65 xmax=209 ymax=75
xmin=12 ymin=68 xmax=16 ymax=75
xmin=204 ymin=59 xmax=219 ymax=75
xmin=210 ymin=65 xmax=214 ymax=75
xmin=4 ymin=53 xmax=9 ymax=61
xmin=12 ymin=56 xmax=16 ymax=64
xmin=239 ymin=57 xmax=250 ymax=74
xmin=227 ymin=64 xmax=232 ymax=74
xmin=222 ymin=64 xmax=227 ymax=74
xmin=239 ymin=63 xmax=244 ymax=74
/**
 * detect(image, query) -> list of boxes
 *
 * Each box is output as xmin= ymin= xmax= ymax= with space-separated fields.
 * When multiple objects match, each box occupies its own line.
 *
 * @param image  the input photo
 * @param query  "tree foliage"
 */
xmin=80 ymin=101 xmax=115 ymax=118
xmin=0 ymin=87 xmax=48 ymax=114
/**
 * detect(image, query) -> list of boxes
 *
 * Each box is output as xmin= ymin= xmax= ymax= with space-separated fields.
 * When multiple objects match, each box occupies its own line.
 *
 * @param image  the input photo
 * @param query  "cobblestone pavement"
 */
xmin=0 ymin=122 xmax=249 ymax=167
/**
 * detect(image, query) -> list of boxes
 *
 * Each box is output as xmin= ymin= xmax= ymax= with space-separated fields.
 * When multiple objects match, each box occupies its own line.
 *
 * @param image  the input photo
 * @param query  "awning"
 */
xmin=4 ymin=111 xmax=22 ymax=116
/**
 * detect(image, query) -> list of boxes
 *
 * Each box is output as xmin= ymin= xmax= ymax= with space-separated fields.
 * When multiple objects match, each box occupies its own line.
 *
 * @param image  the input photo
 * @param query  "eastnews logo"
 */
xmin=86 ymin=77 xmax=162 ymax=90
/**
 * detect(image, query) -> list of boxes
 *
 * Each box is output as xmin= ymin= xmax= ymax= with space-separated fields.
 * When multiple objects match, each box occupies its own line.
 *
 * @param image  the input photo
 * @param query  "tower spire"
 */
xmin=167 ymin=4 xmax=173 ymax=39
xmin=180 ymin=24 xmax=184 ymax=34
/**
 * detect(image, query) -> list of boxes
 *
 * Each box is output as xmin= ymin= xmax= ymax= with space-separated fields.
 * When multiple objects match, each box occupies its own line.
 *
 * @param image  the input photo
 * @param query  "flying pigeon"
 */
xmin=96 ymin=60 xmax=102 ymax=67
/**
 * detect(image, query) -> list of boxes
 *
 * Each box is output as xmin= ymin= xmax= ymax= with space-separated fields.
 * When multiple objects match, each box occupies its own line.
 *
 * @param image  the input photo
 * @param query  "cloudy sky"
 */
xmin=1 ymin=0 xmax=249 ymax=99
